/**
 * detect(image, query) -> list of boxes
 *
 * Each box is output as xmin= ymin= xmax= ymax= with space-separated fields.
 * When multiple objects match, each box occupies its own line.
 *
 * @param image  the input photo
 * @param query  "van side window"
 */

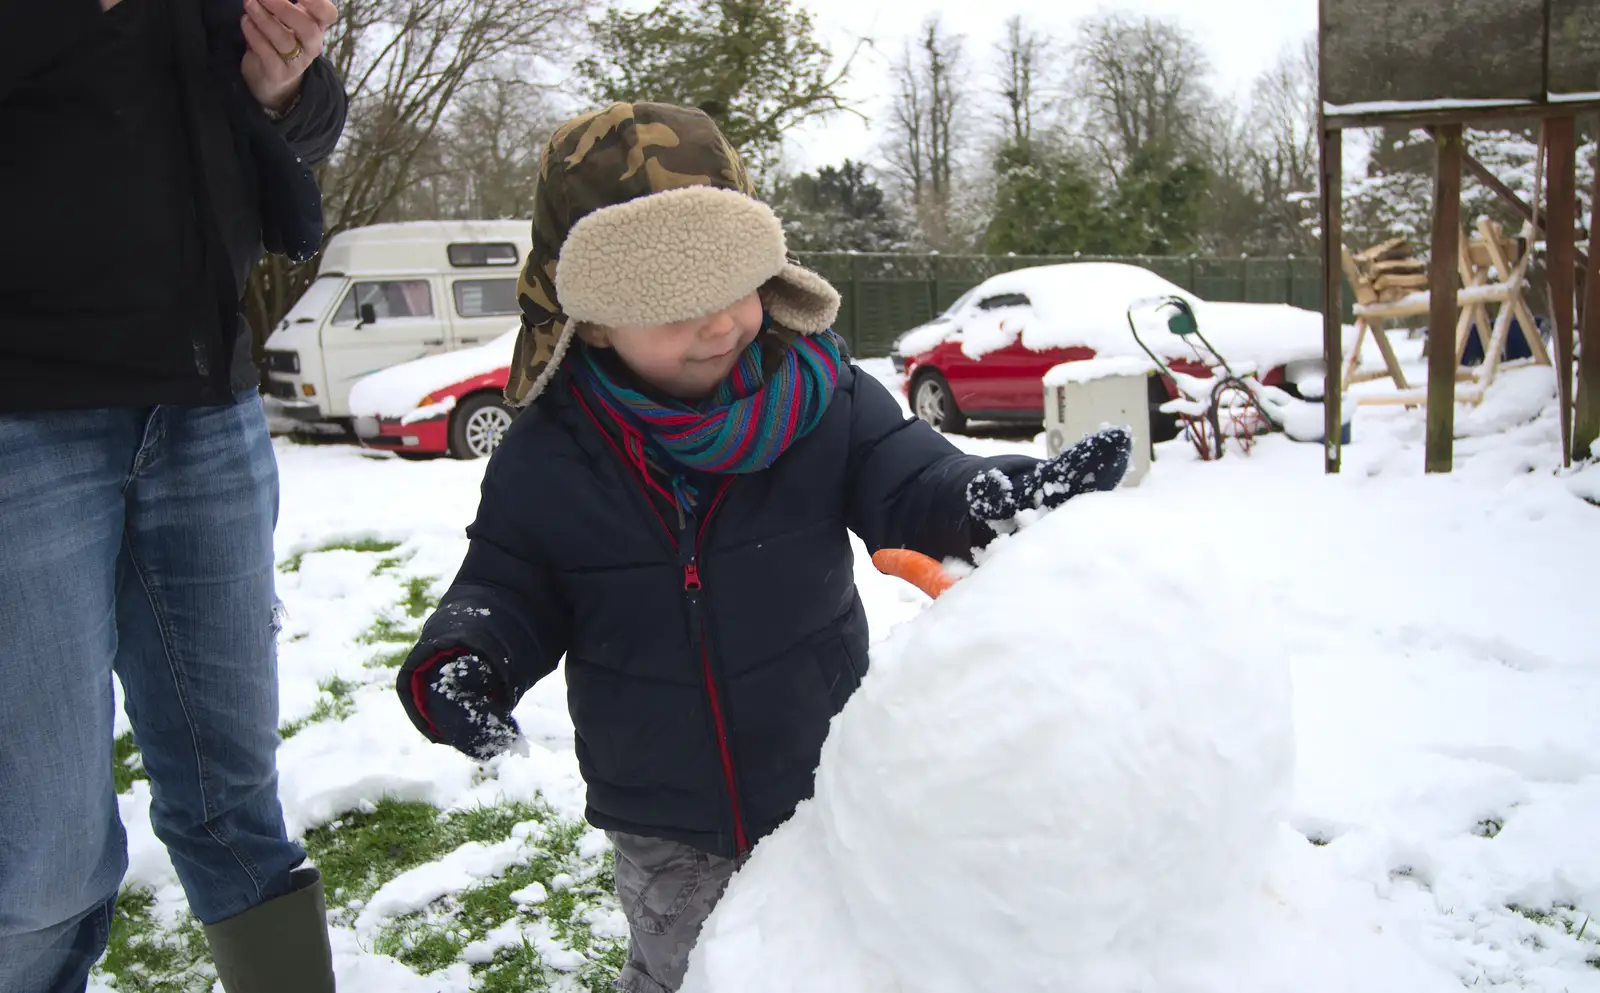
xmin=448 ymin=243 xmax=519 ymax=267
xmin=452 ymin=278 xmax=520 ymax=318
xmin=333 ymin=281 xmax=435 ymax=324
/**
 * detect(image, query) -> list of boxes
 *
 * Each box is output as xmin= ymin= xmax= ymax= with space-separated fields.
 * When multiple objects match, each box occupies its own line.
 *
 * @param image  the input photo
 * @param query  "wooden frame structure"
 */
xmin=1317 ymin=0 xmax=1600 ymax=474
xmin=1340 ymin=219 xmax=1552 ymax=406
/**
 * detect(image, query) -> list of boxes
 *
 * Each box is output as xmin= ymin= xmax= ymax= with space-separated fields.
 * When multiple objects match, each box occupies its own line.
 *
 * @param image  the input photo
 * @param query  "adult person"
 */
xmin=0 ymin=1 xmax=348 ymax=990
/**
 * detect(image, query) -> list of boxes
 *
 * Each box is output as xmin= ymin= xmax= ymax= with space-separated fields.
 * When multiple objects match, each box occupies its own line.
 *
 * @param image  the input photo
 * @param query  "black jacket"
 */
xmin=0 ymin=0 xmax=347 ymax=412
xmin=400 ymin=362 xmax=1035 ymax=857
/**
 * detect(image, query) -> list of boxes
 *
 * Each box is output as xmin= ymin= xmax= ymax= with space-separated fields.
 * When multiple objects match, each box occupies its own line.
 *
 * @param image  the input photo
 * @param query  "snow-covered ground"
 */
xmin=97 ymin=358 xmax=1600 ymax=992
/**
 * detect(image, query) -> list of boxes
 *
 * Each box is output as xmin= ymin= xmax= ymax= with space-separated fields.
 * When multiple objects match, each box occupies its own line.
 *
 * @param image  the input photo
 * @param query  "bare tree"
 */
xmin=884 ymin=16 xmax=968 ymax=249
xmin=995 ymin=16 xmax=1050 ymax=149
xmin=1249 ymin=37 xmax=1318 ymax=201
xmin=415 ymin=72 xmax=560 ymax=220
xmin=1071 ymin=11 xmax=1210 ymax=176
xmin=246 ymin=0 xmax=591 ymax=344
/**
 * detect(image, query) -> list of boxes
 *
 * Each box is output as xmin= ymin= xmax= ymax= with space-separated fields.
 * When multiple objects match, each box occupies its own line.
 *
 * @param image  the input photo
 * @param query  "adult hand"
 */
xmin=240 ymin=0 xmax=338 ymax=116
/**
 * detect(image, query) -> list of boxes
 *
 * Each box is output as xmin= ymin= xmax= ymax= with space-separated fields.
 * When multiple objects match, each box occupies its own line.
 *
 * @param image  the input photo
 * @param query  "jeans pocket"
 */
xmin=610 ymin=833 xmax=708 ymax=937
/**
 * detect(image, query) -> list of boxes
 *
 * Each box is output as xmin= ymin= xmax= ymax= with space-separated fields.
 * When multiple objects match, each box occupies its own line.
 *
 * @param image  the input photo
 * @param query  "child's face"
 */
xmin=586 ymin=292 xmax=764 ymax=401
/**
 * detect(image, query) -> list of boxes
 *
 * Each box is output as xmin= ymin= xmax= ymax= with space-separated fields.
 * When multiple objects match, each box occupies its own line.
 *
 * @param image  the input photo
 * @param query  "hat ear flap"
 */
xmin=762 ymin=262 xmax=841 ymax=335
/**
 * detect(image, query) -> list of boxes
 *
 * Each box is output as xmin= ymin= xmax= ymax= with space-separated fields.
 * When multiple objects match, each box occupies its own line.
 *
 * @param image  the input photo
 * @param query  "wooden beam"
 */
xmin=1320 ymin=125 xmax=1344 ymax=473
xmin=1576 ymin=137 xmax=1600 ymax=461
xmin=1428 ymin=124 xmax=1463 ymax=474
xmin=1455 ymin=144 xmax=1590 ymax=272
xmin=1324 ymin=97 xmax=1600 ymax=131
xmin=1546 ymin=116 xmax=1577 ymax=467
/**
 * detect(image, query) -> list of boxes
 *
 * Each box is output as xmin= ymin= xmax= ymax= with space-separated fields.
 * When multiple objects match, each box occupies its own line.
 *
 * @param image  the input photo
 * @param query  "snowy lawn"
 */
xmin=93 ymin=359 xmax=1600 ymax=992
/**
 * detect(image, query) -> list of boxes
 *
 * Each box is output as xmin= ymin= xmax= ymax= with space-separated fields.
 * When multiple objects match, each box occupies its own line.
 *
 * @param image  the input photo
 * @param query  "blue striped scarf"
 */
xmin=575 ymin=326 xmax=843 ymax=505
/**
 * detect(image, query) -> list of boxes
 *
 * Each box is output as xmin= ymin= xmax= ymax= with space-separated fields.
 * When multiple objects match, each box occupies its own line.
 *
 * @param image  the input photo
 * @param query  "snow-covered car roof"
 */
xmin=347 ymin=328 xmax=517 ymax=419
xmin=894 ymin=263 xmax=1325 ymax=371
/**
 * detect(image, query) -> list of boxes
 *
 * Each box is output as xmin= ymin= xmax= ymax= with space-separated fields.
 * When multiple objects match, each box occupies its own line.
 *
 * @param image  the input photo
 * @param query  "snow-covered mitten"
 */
xmin=966 ymin=426 xmax=1133 ymax=523
xmin=399 ymin=650 xmax=522 ymax=759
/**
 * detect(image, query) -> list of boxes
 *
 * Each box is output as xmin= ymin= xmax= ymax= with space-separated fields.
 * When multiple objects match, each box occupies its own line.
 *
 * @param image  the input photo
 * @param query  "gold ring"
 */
xmin=278 ymin=41 xmax=303 ymax=62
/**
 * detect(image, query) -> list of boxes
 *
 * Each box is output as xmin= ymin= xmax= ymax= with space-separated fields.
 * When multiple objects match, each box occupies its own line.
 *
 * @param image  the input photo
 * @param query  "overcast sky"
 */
xmin=767 ymin=0 xmax=1320 ymax=170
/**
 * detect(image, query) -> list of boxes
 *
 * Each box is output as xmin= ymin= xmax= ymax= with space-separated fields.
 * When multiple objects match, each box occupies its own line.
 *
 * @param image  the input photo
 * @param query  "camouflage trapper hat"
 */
xmin=506 ymin=101 xmax=842 ymax=406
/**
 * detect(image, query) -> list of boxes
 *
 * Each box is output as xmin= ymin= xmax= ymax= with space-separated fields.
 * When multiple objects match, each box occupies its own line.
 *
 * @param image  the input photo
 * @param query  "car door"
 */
xmin=958 ymin=293 xmax=1036 ymax=413
xmin=447 ymin=275 xmax=522 ymax=348
xmin=320 ymin=277 xmax=448 ymax=418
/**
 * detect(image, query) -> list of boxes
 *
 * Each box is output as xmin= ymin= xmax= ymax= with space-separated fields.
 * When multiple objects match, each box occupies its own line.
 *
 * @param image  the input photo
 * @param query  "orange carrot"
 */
xmin=872 ymin=548 xmax=958 ymax=600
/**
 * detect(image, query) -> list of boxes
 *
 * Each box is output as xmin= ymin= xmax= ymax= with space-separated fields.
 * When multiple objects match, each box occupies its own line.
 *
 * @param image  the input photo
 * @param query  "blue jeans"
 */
xmin=0 ymin=392 xmax=305 ymax=993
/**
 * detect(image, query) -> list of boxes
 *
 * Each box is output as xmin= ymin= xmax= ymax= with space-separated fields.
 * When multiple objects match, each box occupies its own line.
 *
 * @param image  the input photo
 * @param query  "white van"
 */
xmin=263 ymin=220 xmax=532 ymax=427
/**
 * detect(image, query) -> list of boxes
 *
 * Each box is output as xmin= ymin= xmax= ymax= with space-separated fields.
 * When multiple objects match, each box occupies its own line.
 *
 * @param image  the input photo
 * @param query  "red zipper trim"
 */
xmin=570 ymin=385 xmax=675 ymax=542
xmin=698 ymin=625 xmax=748 ymax=852
xmin=571 ymin=383 xmax=750 ymax=852
xmin=688 ymin=478 xmax=747 ymax=852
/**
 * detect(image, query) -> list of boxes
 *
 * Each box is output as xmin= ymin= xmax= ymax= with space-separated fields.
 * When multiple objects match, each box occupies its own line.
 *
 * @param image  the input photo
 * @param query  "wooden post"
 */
xmin=1546 ymin=116 xmax=1577 ymax=467
xmin=1320 ymin=125 xmax=1344 ymax=474
xmin=1427 ymin=124 xmax=1463 ymax=474
xmin=1576 ymin=138 xmax=1600 ymax=462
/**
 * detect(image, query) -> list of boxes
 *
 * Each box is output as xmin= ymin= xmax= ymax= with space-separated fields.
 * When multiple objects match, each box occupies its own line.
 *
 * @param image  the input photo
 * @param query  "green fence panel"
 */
xmin=855 ymin=280 xmax=935 ymax=356
xmin=1191 ymin=258 xmax=1246 ymax=302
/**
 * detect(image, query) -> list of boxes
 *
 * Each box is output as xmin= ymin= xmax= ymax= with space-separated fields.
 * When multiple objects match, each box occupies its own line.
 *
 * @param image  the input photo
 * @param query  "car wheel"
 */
xmin=911 ymin=371 xmax=967 ymax=434
xmin=449 ymin=393 xmax=514 ymax=460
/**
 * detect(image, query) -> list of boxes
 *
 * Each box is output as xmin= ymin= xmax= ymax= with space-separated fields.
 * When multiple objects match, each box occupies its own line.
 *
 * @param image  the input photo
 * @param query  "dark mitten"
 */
xmin=399 ymin=650 xmax=522 ymax=759
xmin=967 ymin=426 xmax=1133 ymax=523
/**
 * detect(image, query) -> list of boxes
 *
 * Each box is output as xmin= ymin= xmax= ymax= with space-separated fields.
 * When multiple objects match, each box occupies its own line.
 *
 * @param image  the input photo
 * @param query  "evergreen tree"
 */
xmin=577 ymin=0 xmax=854 ymax=172
xmin=770 ymin=160 xmax=908 ymax=252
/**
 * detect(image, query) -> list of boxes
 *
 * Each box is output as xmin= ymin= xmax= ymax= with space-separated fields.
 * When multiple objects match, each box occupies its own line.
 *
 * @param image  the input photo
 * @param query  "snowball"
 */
xmin=685 ymin=495 xmax=1457 ymax=993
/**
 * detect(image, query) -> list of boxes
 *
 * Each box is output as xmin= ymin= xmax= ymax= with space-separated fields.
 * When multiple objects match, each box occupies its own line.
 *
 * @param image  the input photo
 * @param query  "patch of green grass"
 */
xmin=375 ymin=912 xmax=469 ymax=975
xmin=113 ymin=732 xmax=148 ymax=795
xmin=96 ymin=795 xmax=623 ymax=992
xmin=1511 ymin=903 xmax=1598 ymax=958
xmin=304 ymin=799 xmax=547 ymax=913
xmin=279 ymin=536 xmax=403 ymax=574
xmin=374 ymin=554 xmax=410 ymax=574
xmin=366 ymin=645 xmax=412 ymax=670
xmin=402 ymin=576 xmax=440 ymax=618
xmin=96 ymin=888 xmax=210 ymax=993
xmin=365 ymin=805 xmax=623 ymax=990
xmin=278 ymin=675 xmax=362 ymax=740
xmin=1474 ymin=817 xmax=1503 ymax=839
xmin=359 ymin=615 xmax=422 ymax=646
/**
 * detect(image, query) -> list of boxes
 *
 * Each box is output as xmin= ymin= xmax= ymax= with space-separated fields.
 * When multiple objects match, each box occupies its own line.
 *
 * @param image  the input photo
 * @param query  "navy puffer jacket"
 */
xmin=401 ymin=361 xmax=1035 ymax=857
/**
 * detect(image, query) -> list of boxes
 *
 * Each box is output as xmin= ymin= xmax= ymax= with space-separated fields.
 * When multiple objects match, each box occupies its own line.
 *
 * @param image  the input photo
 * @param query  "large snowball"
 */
xmin=813 ymin=504 xmax=1294 ymax=992
xmin=684 ymin=494 xmax=1461 ymax=993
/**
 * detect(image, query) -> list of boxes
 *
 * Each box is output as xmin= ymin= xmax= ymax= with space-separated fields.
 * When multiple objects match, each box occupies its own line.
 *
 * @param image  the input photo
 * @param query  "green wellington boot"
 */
xmin=203 ymin=867 xmax=336 ymax=993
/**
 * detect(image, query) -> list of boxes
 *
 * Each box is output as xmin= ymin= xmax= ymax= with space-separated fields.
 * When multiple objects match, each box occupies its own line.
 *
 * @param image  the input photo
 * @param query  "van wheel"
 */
xmin=449 ymin=394 xmax=514 ymax=460
xmin=911 ymin=371 xmax=967 ymax=434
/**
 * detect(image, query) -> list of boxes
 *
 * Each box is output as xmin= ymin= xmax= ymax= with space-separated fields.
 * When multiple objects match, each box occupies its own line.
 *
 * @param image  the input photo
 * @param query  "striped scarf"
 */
xmin=576 ymin=327 xmax=843 ymax=506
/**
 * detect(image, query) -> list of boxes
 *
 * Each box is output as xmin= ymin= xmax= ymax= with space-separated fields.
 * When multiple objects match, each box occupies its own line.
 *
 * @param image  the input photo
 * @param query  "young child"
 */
xmin=396 ymin=102 xmax=1131 ymax=993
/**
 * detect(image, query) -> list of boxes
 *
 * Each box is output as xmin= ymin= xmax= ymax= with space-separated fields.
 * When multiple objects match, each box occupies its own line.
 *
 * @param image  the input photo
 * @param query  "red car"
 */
xmin=893 ymin=263 xmax=1324 ymax=436
xmin=346 ymin=330 xmax=516 ymax=459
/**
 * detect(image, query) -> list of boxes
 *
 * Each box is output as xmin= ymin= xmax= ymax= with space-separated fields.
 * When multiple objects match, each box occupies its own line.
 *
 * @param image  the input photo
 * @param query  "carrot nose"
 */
xmin=872 ymin=548 xmax=958 ymax=600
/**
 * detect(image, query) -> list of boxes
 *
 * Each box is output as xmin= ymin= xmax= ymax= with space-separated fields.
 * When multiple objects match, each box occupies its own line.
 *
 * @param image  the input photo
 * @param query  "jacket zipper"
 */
xmin=680 ymin=478 xmax=747 ymax=853
xmin=569 ymin=386 xmax=751 ymax=853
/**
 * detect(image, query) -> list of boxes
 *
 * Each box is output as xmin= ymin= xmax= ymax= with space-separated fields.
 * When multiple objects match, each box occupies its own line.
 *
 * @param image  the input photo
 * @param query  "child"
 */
xmin=396 ymin=102 xmax=1131 ymax=993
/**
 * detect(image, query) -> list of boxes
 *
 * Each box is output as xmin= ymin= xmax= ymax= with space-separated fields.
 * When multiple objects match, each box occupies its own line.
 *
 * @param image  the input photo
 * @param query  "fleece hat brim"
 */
xmin=505 ymin=101 xmax=842 ymax=407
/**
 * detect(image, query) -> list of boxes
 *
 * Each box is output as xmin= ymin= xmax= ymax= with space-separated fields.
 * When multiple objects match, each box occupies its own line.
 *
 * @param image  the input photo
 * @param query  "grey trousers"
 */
xmin=608 ymin=831 xmax=743 ymax=993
